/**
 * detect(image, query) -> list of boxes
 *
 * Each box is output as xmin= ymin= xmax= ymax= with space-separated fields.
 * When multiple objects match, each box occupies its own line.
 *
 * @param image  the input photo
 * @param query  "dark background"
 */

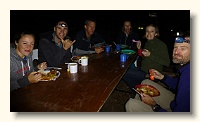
xmin=10 ymin=10 xmax=190 ymax=62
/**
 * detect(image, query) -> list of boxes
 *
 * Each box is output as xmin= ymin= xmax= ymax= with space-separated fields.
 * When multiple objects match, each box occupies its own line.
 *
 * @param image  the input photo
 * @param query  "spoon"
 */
xmin=113 ymin=41 xmax=117 ymax=46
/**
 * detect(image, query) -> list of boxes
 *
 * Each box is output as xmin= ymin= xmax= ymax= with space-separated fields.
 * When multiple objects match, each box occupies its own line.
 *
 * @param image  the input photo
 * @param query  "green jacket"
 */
xmin=141 ymin=38 xmax=170 ymax=73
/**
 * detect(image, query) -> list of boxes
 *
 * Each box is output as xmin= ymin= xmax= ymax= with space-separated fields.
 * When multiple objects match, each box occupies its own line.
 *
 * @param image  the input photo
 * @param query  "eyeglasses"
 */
xmin=175 ymin=37 xmax=190 ymax=43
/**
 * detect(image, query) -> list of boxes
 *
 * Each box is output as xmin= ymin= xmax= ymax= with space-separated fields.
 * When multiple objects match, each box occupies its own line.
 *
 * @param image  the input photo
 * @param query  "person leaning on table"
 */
xmin=38 ymin=20 xmax=75 ymax=67
xmin=10 ymin=32 xmax=47 ymax=92
xmin=125 ymin=32 xmax=190 ymax=112
xmin=72 ymin=19 xmax=105 ymax=56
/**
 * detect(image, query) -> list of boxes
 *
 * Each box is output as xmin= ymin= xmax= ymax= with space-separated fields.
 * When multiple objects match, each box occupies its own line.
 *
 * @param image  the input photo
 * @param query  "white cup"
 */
xmin=68 ymin=63 xmax=78 ymax=73
xmin=78 ymin=56 xmax=88 ymax=66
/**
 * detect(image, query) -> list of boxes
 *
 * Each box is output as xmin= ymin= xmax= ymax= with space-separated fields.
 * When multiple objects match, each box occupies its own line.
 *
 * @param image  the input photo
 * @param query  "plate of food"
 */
xmin=121 ymin=49 xmax=135 ymax=55
xmin=71 ymin=56 xmax=81 ymax=62
xmin=135 ymin=84 xmax=160 ymax=97
xmin=38 ymin=69 xmax=60 ymax=81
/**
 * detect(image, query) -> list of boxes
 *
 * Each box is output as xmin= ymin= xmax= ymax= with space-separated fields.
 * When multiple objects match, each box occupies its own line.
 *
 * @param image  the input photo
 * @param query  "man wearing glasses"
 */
xmin=38 ymin=21 xmax=75 ymax=67
xmin=125 ymin=32 xmax=190 ymax=112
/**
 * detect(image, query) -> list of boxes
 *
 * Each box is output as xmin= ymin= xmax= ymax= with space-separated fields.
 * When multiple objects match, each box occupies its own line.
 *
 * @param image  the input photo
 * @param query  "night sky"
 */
xmin=10 ymin=10 xmax=190 ymax=57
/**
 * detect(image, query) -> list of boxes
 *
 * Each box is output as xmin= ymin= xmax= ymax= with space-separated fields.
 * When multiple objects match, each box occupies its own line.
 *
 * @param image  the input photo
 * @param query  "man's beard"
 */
xmin=172 ymin=54 xmax=190 ymax=64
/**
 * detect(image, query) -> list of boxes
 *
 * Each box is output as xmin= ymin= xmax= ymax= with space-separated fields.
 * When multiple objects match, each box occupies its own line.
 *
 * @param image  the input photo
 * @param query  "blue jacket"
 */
xmin=158 ymin=63 xmax=190 ymax=112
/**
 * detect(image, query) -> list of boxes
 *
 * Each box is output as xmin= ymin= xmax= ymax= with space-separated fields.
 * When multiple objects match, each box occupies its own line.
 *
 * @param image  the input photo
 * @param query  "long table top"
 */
xmin=10 ymin=52 xmax=137 ymax=112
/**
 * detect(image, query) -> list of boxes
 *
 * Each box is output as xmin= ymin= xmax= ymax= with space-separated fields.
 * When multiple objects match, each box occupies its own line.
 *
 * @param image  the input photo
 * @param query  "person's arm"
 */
xmin=162 ymin=75 xmax=179 ymax=90
xmin=73 ymin=32 xmax=103 ymax=55
xmin=152 ymin=69 xmax=178 ymax=90
xmin=17 ymin=77 xmax=30 ymax=88
xmin=72 ymin=48 xmax=95 ymax=56
xmin=94 ymin=42 xmax=105 ymax=47
xmin=10 ymin=71 xmax=30 ymax=91
xmin=141 ymin=93 xmax=167 ymax=112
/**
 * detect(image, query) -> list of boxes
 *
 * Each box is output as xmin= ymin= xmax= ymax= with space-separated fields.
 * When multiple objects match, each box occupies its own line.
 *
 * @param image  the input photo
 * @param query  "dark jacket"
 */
xmin=141 ymin=38 xmax=170 ymax=73
xmin=38 ymin=31 xmax=72 ymax=67
xmin=158 ymin=63 xmax=190 ymax=112
xmin=116 ymin=30 xmax=139 ymax=50
xmin=72 ymin=29 xmax=105 ymax=56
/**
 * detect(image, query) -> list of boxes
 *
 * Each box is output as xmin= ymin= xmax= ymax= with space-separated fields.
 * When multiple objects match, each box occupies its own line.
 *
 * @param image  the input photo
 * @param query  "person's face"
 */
xmin=145 ymin=26 xmax=157 ymax=40
xmin=124 ymin=21 xmax=131 ymax=32
xmin=54 ymin=21 xmax=68 ymax=39
xmin=15 ymin=35 xmax=35 ymax=57
xmin=172 ymin=37 xmax=190 ymax=65
xmin=85 ymin=21 xmax=96 ymax=36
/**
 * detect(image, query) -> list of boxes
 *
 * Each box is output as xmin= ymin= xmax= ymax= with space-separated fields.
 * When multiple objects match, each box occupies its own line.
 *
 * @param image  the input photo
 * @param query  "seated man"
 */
xmin=125 ymin=32 xmax=190 ymax=112
xmin=38 ymin=21 xmax=75 ymax=67
xmin=72 ymin=19 xmax=105 ymax=56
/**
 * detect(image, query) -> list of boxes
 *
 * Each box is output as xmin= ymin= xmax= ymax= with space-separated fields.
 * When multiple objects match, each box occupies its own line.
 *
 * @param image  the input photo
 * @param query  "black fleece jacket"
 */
xmin=38 ymin=31 xmax=72 ymax=67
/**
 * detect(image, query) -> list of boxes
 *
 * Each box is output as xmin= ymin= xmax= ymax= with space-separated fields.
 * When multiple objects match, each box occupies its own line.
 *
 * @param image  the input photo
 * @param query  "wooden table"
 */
xmin=10 ymin=52 xmax=137 ymax=112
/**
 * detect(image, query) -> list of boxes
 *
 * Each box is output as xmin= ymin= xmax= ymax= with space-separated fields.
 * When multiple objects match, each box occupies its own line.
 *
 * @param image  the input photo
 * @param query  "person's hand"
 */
xmin=151 ymin=69 xmax=164 ymax=80
xmin=37 ymin=62 xmax=47 ymax=70
xmin=61 ymin=38 xmax=76 ymax=50
xmin=142 ymin=49 xmax=150 ymax=57
xmin=136 ymin=41 xmax=141 ymax=49
xmin=28 ymin=72 xmax=42 ymax=83
xmin=140 ymin=93 xmax=157 ymax=106
xmin=95 ymin=47 xmax=104 ymax=54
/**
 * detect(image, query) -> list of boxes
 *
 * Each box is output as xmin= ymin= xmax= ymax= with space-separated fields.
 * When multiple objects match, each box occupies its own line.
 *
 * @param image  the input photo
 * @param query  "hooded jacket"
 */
xmin=10 ymin=47 xmax=34 ymax=91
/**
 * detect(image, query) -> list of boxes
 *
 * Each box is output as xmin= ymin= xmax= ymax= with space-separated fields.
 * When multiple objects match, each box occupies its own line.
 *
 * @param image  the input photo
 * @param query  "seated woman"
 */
xmin=123 ymin=24 xmax=170 ymax=90
xmin=115 ymin=20 xmax=140 ymax=51
xmin=10 ymin=32 xmax=47 ymax=92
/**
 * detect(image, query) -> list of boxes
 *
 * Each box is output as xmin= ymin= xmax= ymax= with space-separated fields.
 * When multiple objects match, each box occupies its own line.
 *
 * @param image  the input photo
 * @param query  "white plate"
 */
xmin=40 ymin=70 xmax=60 ymax=81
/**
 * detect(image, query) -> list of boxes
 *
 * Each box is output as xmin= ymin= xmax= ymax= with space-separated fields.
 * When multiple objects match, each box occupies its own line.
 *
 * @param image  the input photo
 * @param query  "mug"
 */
xmin=68 ymin=63 xmax=78 ymax=73
xmin=78 ymin=56 xmax=88 ymax=66
xmin=116 ymin=44 xmax=120 ymax=51
xmin=137 ymin=49 xmax=143 ymax=56
xmin=120 ymin=54 xmax=127 ymax=62
xmin=105 ymin=45 xmax=111 ymax=53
